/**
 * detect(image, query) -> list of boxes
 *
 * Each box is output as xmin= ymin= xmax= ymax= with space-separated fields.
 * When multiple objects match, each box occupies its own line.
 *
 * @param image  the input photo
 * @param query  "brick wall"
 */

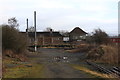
xmin=37 ymin=37 xmax=63 ymax=45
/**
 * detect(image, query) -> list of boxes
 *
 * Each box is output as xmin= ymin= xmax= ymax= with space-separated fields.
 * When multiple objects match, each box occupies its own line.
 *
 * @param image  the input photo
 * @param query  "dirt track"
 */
xmin=29 ymin=48 xmax=96 ymax=78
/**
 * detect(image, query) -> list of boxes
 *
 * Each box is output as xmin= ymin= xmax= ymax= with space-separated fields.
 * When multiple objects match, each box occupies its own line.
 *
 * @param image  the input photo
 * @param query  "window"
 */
xmin=54 ymin=38 xmax=61 ymax=40
xmin=80 ymin=36 xmax=83 ymax=38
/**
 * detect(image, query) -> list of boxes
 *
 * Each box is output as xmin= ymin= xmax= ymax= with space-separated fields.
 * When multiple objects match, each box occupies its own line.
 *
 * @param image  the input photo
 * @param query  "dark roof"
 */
xmin=20 ymin=32 xmax=62 ymax=37
xmin=70 ymin=27 xmax=87 ymax=35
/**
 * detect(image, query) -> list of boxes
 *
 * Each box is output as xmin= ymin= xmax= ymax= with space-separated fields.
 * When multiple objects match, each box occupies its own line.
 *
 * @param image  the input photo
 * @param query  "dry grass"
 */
xmin=3 ymin=49 xmax=28 ymax=62
xmin=72 ymin=64 xmax=120 ymax=79
xmin=3 ymin=53 xmax=44 ymax=78
xmin=66 ymin=44 xmax=92 ymax=53
xmin=87 ymin=44 xmax=119 ymax=64
xmin=99 ymin=45 xmax=118 ymax=64
xmin=71 ymin=64 xmax=111 ymax=78
xmin=3 ymin=63 xmax=44 ymax=78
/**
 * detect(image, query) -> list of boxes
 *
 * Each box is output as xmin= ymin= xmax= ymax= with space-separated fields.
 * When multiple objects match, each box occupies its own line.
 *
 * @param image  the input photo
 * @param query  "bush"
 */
xmin=100 ymin=45 xmax=118 ymax=64
xmin=86 ymin=46 xmax=104 ymax=60
xmin=2 ymin=25 xmax=27 ymax=54
xmin=87 ymin=29 xmax=110 ymax=45
xmin=86 ymin=45 xmax=118 ymax=64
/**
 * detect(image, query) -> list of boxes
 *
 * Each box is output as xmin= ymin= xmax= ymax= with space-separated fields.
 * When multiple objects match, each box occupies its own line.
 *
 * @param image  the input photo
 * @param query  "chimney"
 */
xmin=50 ymin=29 xmax=53 ymax=34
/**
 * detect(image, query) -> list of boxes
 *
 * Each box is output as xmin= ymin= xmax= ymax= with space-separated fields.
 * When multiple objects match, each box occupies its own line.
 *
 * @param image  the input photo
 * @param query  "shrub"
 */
xmin=100 ymin=45 xmax=118 ymax=64
xmin=2 ymin=25 xmax=27 ymax=54
xmin=86 ymin=46 xmax=104 ymax=60
xmin=86 ymin=45 xmax=118 ymax=64
xmin=87 ymin=29 xmax=110 ymax=45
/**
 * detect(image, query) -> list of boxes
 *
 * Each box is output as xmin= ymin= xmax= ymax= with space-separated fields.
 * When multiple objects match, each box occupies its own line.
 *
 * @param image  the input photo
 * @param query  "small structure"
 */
xmin=110 ymin=36 xmax=120 ymax=45
xmin=69 ymin=27 xmax=87 ymax=44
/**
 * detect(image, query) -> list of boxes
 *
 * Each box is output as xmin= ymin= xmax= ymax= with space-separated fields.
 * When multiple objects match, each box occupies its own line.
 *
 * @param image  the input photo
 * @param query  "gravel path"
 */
xmin=30 ymin=48 xmax=95 ymax=78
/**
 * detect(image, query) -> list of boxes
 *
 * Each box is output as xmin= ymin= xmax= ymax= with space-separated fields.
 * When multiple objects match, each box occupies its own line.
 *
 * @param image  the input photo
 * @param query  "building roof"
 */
xmin=70 ymin=27 xmax=87 ymax=35
xmin=20 ymin=32 xmax=62 ymax=37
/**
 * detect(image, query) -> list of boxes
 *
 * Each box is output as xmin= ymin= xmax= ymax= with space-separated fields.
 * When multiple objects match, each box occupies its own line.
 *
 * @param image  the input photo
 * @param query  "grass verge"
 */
xmin=3 ymin=56 xmax=44 ymax=78
xmin=70 ymin=64 xmax=111 ymax=78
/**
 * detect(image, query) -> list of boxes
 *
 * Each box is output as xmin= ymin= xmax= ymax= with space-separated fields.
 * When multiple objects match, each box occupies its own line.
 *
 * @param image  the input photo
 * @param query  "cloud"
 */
xmin=0 ymin=0 xmax=118 ymax=35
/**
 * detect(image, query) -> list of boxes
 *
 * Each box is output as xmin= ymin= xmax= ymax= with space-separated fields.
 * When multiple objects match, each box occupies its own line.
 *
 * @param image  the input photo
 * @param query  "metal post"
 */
xmin=26 ymin=18 xmax=28 ymax=36
xmin=27 ymin=19 xmax=28 ymax=31
xmin=26 ymin=18 xmax=29 ymax=47
xmin=34 ymin=11 xmax=37 ymax=52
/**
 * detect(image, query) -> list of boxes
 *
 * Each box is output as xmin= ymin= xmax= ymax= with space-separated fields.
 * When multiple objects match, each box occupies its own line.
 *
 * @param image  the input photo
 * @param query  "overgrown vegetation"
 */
xmin=86 ymin=29 xmax=110 ymax=45
xmin=68 ymin=28 xmax=118 ymax=65
xmin=2 ymin=25 xmax=27 ymax=54
xmin=86 ymin=45 xmax=118 ymax=64
xmin=2 ymin=17 xmax=28 ymax=54
xmin=86 ymin=28 xmax=119 ymax=64
xmin=100 ymin=45 xmax=118 ymax=64
xmin=86 ymin=46 xmax=104 ymax=60
xmin=3 ymin=55 xmax=44 ymax=78
xmin=71 ymin=64 xmax=111 ymax=78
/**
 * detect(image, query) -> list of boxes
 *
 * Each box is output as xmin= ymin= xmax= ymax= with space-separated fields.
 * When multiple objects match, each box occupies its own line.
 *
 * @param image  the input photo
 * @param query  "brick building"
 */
xmin=21 ymin=31 xmax=63 ymax=46
xmin=21 ymin=27 xmax=87 ymax=46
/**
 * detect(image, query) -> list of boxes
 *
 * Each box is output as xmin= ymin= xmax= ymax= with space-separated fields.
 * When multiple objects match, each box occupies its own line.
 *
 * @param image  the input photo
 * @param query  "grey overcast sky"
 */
xmin=0 ymin=0 xmax=119 ymax=35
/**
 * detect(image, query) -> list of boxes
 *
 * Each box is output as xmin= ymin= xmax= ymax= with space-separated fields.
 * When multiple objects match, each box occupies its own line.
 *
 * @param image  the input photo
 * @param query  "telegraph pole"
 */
xmin=34 ymin=11 xmax=37 ymax=52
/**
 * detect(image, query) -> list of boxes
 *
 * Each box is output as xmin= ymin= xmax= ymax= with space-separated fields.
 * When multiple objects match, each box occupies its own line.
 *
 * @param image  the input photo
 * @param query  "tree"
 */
xmin=92 ymin=29 xmax=110 ymax=45
xmin=2 ymin=25 xmax=27 ymax=53
xmin=59 ymin=30 xmax=69 ymax=36
xmin=28 ymin=26 xmax=35 ymax=32
xmin=8 ymin=17 xmax=19 ymax=28
xmin=44 ymin=27 xmax=54 ymax=32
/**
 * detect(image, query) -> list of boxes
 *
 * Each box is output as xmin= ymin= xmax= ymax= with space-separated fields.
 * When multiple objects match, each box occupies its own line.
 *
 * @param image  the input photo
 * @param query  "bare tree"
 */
xmin=28 ymin=26 xmax=35 ymax=32
xmin=92 ymin=28 xmax=110 ymax=45
xmin=44 ymin=27 xmax=54 ymax=32
xmin=8 ymin=17 xmax=19 ymax=28
xmin=59 ymin=30 xmax=69 ymax=36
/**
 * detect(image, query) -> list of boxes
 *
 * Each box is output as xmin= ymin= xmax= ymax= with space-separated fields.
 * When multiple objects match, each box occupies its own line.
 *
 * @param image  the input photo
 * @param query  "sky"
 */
xmin=0 ymin=0 xmax=119 ymax=36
